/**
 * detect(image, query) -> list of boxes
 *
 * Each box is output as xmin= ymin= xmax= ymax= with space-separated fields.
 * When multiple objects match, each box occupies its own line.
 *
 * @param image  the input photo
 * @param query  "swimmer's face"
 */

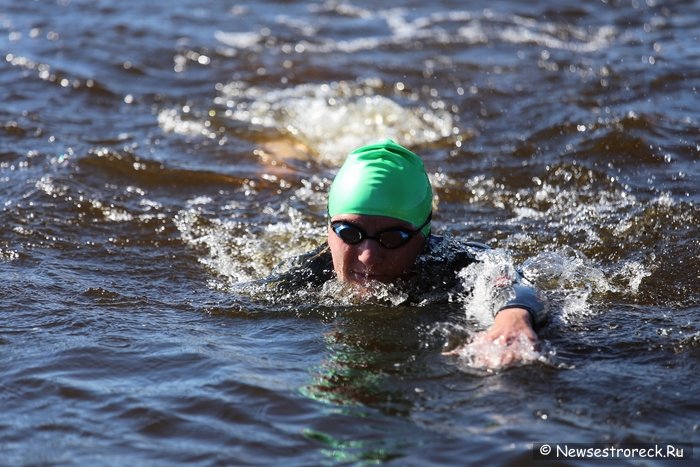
xmin=327 ymin=214 xmax=426 ymax=285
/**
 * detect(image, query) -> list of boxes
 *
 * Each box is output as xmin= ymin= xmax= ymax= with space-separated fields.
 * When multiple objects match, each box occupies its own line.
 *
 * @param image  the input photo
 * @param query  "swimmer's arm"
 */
xmin=498 ymin=279 xmax=548 ymax=329
xmin=462 ymin=242 xmax=547 ymax=327
xmin=490 ymin=276 xmax=546 ymax=344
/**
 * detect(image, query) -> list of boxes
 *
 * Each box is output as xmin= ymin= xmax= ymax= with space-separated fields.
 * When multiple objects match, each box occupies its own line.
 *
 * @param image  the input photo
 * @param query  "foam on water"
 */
xmin=174 ymin=205 xmax=325 ymax=287
xmin=173 ymin=176 xmax=325 ymax=270
xmin=213 ymin=79 xmax=456 ymax=164
xmin=318 ymin=279 xmax=410 ymax=308
xmin=611 ymin=260 xmax=653 ymax=295
xmin=172 ymin=174 xmax=337 ymax=297
xmin=445 ymin=166 xmax=671 ymax=302
xmin=165 ymin=4 xmax=621 ymax=168
xmin=520 ymin=247 xmax=612 ymax=327
xmin=522 ymin=247 xmax=610 ymax=294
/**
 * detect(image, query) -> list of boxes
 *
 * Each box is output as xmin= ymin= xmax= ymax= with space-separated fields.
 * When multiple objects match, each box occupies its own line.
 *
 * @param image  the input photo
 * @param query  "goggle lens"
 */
xmin=331 ymin=223 xmax=414 ymax=249
xmin=334 ymin=224 xmax=363 ymax=244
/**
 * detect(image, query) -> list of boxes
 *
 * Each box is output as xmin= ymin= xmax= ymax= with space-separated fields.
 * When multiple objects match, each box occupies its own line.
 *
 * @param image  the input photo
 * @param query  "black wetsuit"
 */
xmin=265 ymin=235 xmax=547 ymax=328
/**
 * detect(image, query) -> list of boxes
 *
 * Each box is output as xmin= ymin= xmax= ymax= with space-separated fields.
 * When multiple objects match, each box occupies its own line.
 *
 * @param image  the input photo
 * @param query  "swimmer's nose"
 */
xmin=356 ymin=239 xmax=382 ymax=267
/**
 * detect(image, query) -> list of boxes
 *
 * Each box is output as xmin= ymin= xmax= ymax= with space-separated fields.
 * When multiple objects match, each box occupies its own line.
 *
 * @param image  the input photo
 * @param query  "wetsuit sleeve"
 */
xmin=459 ymin=240 xmax=547 ymax=327
xmin=496 ymin=274 xmax=548 ymax=329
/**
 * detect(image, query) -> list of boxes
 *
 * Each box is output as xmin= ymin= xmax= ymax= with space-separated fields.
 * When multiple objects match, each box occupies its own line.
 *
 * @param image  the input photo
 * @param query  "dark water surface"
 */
xmin=1 ymin=0 xmax=699 ymax=465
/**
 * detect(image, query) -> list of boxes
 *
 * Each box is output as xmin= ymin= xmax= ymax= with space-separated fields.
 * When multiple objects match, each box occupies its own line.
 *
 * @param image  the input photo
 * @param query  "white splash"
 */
xmin=215 ymin=79 xmax=455 ymax=164
xmin=616 ymin=260 xmax=653 ymax=294
xmin=456 ymin=248 xmax=519 ymax=327
xmin=174 ymin=205 xmax=324 ymax=285
xmin=318 ymin=279 xmax=409 ymax=307
xmin=450 ymin=333 xmax=544 ymax=372
xmin=521 ymin=247 xmax=612 ymax=325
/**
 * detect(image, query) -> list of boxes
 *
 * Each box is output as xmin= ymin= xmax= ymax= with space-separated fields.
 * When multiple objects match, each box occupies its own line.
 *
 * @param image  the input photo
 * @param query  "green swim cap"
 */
xmin=328 ymin=140 xmax=432 ymax=236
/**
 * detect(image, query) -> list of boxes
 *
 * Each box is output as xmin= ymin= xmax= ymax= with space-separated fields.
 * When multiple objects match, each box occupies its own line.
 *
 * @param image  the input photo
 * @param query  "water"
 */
xmin=1 ymin=0 xmax=699 ymax=464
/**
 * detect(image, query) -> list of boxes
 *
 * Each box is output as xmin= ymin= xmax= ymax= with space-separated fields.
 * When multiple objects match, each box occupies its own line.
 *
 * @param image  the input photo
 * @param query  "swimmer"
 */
xmin=269 ymin=140 xmax=546 ymax=368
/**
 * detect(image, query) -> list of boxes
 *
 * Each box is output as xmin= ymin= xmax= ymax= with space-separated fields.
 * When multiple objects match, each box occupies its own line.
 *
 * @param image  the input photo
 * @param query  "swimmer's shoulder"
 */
xmin=267 ymin=242 xmax=333 ymax=287
xmin=426 ymin=234 xmax=490 ymax=256
xmin=422 ymin=235 xmax=490 ymax=270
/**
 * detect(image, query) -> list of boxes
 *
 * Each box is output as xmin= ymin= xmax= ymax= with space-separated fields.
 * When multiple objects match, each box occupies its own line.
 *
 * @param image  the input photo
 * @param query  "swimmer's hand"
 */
xmin=442 ymin=308 xmax=539 ymax=370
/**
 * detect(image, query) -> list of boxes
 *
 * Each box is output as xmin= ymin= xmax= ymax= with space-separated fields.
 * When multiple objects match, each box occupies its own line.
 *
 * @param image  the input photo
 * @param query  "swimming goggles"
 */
xmin=330 ymin=213 xmax=431 ymax=249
